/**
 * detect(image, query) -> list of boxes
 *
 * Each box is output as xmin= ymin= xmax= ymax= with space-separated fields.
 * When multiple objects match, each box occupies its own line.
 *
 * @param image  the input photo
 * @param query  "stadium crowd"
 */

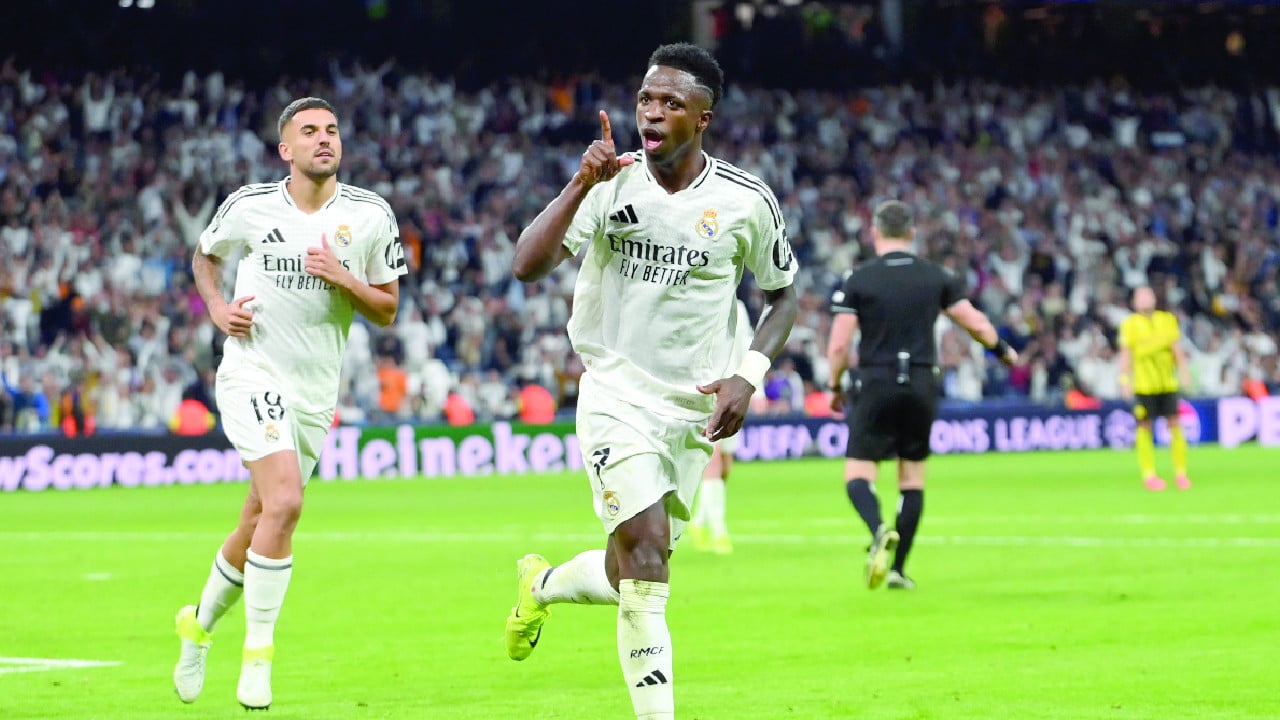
xmin=1 ymin=54 xmax=1278 ymax=433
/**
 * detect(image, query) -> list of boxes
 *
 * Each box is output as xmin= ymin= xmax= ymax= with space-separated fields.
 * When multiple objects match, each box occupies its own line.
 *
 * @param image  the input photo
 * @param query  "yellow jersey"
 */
xmin=1118 ymin=310 xmax=1181 ymax=395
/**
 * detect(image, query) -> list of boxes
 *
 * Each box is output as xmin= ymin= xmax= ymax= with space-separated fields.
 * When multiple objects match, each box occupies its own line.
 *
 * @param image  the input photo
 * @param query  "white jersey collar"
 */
xmin=641 ymin=151 xmax=714 ymax=192
xmin=279 ymin=177 xmax=342 ymax=211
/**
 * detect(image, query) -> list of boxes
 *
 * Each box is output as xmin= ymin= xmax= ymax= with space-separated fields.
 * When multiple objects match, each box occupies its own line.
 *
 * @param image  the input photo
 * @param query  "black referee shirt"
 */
xmin=829 ymin=251 xmax=967 ymax=368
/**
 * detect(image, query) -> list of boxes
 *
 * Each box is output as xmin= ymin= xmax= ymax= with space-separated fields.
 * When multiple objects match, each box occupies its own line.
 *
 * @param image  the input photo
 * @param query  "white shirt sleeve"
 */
xmin=198 ymin=189 xmax=251 ymax=258
xmin=562 ymin=182 xmax=608 ymax=256
xmin=742 ymin=187 xmax=796 ymax=291
xmin=365 ymin=201 xmax=406 ymax=286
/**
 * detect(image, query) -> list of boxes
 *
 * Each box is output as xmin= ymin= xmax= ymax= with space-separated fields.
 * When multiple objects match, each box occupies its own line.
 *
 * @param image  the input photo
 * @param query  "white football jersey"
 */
xmin=199 ymin=178 xmax=406 ymax=414
xmin=564 ymin=152 xmax=796 ymax=421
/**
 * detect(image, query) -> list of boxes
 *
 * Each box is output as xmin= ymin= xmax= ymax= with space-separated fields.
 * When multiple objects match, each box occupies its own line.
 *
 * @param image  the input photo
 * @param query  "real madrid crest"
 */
xmin=603 ymin=491 xmax=621 ymax=518
xmin=334 ymin=224 xmax=353 ymax=247
xmin=696 ymin=209 xmax=718 ymax=240
xmin=264 ymin=424 xmax=280 ymax=443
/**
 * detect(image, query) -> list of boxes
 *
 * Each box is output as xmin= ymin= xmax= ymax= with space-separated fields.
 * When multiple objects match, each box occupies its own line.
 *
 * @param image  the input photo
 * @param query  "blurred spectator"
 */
xmin=517 ymin=380 xmax=556 ymax=425
xmin=374 ymin=354 xmax=409 ymax=424
xmin=1063 ymin=375 xmax=1102 ymax=411
xmin=443 ymin=387 xmax=475 ymax=426
xmin=803 ymin=381 xmax=834 ymax=418
xmin=58 ymin=373 xmax=95 ymax=437
xmin=169 ymin=386 xmax=216 ymax=436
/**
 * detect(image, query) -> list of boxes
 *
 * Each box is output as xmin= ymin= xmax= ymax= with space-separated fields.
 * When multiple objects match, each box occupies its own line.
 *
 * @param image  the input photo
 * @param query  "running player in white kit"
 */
xmin=504 ymin=44 xmax=798 ymax=720
xmin=172 ymin=97 xmax=406 ymax=710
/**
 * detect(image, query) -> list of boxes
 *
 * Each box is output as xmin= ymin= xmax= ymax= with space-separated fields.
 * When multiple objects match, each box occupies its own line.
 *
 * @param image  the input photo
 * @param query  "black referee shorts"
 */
xmin=845 ymin=368 xmax=939 ymax=462
xmin=1133 ymin=392 xmax=1179 ymax=421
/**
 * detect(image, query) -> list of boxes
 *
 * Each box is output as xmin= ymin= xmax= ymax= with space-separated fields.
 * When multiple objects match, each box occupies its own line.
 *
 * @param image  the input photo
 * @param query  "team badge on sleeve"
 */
xmin=603 ymin=491 xmax=621 ymax=518
xmin=696 ymin=209 xmax=719 ymax=240
xmin=334 ymin=225 xmax=353 ymax=247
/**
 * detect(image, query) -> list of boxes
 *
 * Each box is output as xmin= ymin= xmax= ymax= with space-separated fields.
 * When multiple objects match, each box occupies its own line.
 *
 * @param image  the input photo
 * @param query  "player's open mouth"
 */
xmin=641 ymin=128 xmax=664 ymax=151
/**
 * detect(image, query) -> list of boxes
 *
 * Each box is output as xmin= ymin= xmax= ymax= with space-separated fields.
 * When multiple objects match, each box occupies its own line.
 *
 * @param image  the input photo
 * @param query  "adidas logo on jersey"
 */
xmin=261 ymin=228 xmax=285 ymax=244
xmin=609 ymin=204 xmax=638 ymax=224
xmin=634 ymin=669 xmax=668 ymax=687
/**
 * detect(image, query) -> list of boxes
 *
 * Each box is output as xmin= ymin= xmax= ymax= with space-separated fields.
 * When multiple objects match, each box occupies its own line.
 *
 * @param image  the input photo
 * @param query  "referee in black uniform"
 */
xmin=827 ymin=201 xmax=1016 ymax=590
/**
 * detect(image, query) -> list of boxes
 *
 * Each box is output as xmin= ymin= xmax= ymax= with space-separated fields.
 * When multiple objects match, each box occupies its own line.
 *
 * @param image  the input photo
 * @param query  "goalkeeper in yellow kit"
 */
xmin=1117 ymin=286 xmax=1192 ymax=491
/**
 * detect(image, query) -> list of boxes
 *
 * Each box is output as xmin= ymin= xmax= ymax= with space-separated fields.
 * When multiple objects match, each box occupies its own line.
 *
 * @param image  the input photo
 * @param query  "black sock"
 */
xmin=893 ymin=489 xmax=924 ymax=574
xmin=845 ymin=478 xmax=883 ymax=536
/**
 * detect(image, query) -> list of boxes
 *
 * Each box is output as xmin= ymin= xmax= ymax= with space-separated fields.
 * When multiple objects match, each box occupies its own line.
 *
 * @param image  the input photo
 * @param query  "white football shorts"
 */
xmin=717 ymin=433 xmax=739 ymax=456
xmin=576 ymin=373 xmax=714 ymax=548
xmin=216 ymin=366 xmax=333 ymax=484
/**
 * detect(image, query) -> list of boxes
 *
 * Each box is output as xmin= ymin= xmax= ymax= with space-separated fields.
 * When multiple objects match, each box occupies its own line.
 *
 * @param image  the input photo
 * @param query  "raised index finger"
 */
xmin=599 ymin=110 xmax=612 ymax=146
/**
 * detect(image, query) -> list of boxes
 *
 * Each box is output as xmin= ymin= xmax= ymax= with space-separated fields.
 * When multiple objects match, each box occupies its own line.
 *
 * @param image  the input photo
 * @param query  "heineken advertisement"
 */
xmin=318 ymin=422 xmax=583 ymax=480
xmin=1 ymin=396 xmax=1276 ymax=491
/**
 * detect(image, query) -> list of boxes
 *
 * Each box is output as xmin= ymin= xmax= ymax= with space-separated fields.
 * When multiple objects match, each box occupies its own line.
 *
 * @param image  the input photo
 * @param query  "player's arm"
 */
xmin=194 ymin=190 xmax=258 ymax=337
xmin=699 ymin=186 xmax=798 ymax=440
xmin=192 ymin=246 xmax=255 ymax=338
xmin=698 ymin=285 xmax=797 ymax=441
xmin=344 ymin=279 xmax=400 ymax=327
xmin=827 ymin=312 xmax=858 ymax=392
xmin=944 ymin=299 xmax=1017 ymax=366
xmin=826 ymin=311 xmax=857 ymax=415
xmin=513 ymin=110 xmax=633 ymax=281
xmin=752 ymin=285 xmax=799 ymax=361
xmin=304 ymin=234 xmax=399 ymax=326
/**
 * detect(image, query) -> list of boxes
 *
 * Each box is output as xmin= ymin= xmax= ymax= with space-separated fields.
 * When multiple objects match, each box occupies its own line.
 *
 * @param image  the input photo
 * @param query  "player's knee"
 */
xmin=261 ymin=489 xmax=304 ymax=524
xmin=619 ymin=539 xmax=668 ymax=580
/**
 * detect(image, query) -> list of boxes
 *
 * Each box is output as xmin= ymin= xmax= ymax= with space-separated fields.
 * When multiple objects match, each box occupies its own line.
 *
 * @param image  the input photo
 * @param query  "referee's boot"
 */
xmin=886 ymin=570 xmax=916 ymax=590
xmin=866 ymin=524 xmax=899 ymax=590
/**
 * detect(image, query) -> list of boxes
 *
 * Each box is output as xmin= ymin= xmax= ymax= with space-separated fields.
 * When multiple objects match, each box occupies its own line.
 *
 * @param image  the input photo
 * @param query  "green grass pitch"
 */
xmin=1 ymin=446 xmax=1277 ymax=719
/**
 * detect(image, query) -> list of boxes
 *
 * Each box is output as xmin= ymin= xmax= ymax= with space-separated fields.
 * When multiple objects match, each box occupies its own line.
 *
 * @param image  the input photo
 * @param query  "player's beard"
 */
xmin=301 ymin=157 xmax=340 ymax=181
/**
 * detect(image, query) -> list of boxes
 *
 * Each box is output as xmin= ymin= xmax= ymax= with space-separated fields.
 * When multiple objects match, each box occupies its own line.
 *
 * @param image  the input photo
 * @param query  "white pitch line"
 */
xmin=0 ymin=657 xmax=121 ymax=676
xmin=0 ymin=530 xmax=1276 ymax=549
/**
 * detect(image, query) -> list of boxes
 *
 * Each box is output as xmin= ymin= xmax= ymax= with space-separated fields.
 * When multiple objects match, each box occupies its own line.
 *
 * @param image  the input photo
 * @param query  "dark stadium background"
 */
xmin=8 ymin=0 xmax=1280 ymax=89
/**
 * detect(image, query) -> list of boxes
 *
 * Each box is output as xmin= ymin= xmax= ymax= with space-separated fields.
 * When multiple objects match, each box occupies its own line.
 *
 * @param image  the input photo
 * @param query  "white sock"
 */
xmin=196 ymin=550 xmax=244 ymax=632
xmin=618 ymin=579 xmax=673 ymax=720
xmin=702 ymin=478 xmax=728 ymax=536
xmin=692 ymin=481 xmax=712 ymax=526
xmin=243 ymin=549 xmax=293 ymax=649
xmin=532 ymin=549 xmax=619 ymax=605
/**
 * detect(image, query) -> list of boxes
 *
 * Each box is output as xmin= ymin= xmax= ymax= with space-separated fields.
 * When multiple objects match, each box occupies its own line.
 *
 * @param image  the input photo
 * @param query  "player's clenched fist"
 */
xmin=574 ymin=110 xmax=635 ymax=188
xmin=213 ymin=295 xmax=256 ymax=338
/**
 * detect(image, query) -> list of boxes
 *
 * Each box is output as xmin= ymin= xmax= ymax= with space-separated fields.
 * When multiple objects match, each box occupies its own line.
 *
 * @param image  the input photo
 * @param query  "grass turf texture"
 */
xmin=1 ymin=446 xmax=1276 ymax=719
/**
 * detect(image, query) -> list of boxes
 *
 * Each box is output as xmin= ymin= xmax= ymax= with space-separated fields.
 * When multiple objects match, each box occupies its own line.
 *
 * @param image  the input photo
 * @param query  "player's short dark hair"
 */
xmin=873 ymin=200 xmax=914 ymax=239
xmin=648 ymin=43 xmax=723 ymax=108
xmin=277 ymin=97 xmax=337 ymax=140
